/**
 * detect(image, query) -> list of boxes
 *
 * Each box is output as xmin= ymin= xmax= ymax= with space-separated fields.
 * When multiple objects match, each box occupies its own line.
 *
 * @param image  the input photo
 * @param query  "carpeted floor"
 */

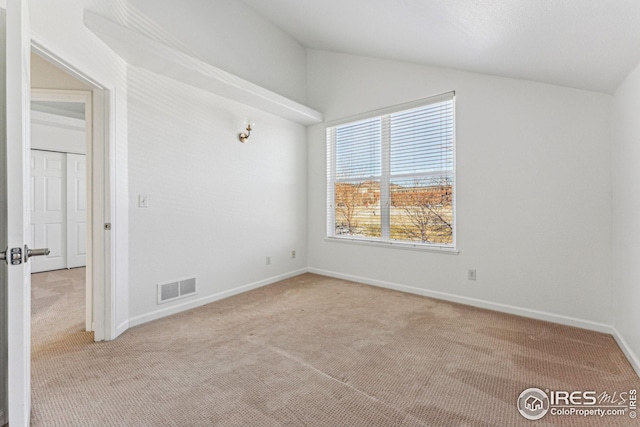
xmin=31 ymin=270 xmax=639 ymax=427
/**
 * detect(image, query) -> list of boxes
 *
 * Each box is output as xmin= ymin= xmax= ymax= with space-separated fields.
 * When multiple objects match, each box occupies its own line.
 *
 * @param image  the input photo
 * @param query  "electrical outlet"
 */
xmin=468 ymin=269 xmax=477 ymax=281
xmin=291 ymin=250 xmax=296 ymax=259
xmin=266 ymin=256 xmax=271 ymax=266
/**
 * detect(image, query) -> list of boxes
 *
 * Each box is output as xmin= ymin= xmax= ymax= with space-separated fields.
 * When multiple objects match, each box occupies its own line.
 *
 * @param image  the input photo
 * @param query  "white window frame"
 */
xmin=326 ymin=92 xmax=457 ymax=253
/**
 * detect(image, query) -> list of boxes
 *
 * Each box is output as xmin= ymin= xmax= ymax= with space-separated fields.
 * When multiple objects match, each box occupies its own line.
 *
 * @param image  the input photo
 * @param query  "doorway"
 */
xmin=29 ymin=87 xmax=94 ymax=333
xmin=30 ymin=45 xmax=110 ymax=341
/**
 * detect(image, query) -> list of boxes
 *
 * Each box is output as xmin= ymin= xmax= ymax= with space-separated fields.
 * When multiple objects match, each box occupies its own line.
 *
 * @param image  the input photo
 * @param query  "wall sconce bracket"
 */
xmin=239 ymin=123 xmax=253 ymax=143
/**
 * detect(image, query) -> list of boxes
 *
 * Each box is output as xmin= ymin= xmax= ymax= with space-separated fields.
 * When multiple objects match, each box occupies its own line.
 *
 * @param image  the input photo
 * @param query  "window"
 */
xmin=326 ymin=92 xmax=455 ymax=249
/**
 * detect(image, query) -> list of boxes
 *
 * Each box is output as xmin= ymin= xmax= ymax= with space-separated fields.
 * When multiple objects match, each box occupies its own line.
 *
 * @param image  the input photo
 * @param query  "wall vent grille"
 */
xmin=157 ymin=276 xmax=197 ymax=304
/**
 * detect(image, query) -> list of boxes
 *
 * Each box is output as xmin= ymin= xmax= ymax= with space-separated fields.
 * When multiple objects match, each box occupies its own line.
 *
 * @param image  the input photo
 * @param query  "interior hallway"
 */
xmin=31 ymin=269 xmax=639 ymax=427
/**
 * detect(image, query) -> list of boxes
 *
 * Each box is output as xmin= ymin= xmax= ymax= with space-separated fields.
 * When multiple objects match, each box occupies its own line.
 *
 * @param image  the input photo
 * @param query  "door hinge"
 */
xmin=1 ymin=247 xmax=23 ymax=265
xmin=104 ymin=222 xmax=111 ymax=230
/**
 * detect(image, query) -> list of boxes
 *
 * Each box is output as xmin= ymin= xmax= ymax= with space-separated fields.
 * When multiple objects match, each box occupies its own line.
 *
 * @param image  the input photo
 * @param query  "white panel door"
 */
xmin=66 ymin=153 xmax=86 ymax=268
xmin=30 ymin=150 xmax=66 ymax=273
xmin=4 ymin=0 xmax=32 ymax=425
xmin=0 ymin=7 xmax=8 ymax=426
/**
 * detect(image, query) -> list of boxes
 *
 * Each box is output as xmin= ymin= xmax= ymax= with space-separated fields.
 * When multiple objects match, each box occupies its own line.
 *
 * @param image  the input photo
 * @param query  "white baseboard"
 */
xmin=611 ymin=328 xmax=640 ymax=378
xmin=128 ymin=268 xmax=308 ymax=328
xmin=308 ymin=268 xmax=614 ymax=334
xmin=115 ymin=320 xmax=130 ymax=339
xmin=310 ymin=268 xmax=640 ymax=379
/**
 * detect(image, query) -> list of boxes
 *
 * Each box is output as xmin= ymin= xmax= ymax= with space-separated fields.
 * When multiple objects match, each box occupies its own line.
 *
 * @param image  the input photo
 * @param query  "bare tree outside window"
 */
xmin=390 ymin=177 xmax=453 ymax=244
xmin=335 ymin=181 xmax=381 ymax=237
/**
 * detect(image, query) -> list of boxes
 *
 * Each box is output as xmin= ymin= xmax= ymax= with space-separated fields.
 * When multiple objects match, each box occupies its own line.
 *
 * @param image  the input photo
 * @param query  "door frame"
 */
xmin=30 ymin=43 xmax=114 ymax=342
xmin=30 ymin=89 xmax=95 ymax=333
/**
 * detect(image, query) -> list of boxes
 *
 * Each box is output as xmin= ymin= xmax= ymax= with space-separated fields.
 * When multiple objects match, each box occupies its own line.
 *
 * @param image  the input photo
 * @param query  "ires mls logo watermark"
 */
xmin=517 ymin=387 xmax=637 ymax=421
xmin=517 ymin=388 xmax=550 ymax=420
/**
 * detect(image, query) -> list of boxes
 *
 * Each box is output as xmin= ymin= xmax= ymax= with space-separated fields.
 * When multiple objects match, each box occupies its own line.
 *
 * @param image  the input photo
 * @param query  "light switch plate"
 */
xmin=139 ymin=194 xmax=150 ymax=208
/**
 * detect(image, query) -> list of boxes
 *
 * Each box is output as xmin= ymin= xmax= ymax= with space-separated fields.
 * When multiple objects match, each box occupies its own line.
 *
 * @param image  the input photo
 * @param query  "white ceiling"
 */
xmin=240 ymin=0 xmax=640 ymax=94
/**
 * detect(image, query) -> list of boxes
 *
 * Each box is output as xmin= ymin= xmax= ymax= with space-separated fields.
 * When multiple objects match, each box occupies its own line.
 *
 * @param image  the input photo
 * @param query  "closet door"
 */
xmin=30 ymin=150 xmax=67 ymax=273
xmin=66 ymin=153 xmax=86 ymax=268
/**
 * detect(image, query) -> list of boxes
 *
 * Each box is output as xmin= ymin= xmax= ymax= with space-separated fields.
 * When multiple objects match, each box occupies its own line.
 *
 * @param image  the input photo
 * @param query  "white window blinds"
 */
xmin=327 ymin=92 xmax=455 ymax=248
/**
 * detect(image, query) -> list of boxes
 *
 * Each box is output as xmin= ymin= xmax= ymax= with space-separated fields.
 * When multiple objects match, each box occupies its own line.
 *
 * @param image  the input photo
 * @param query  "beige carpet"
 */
xmin=31 ymin=270 xmax=639 ymax=427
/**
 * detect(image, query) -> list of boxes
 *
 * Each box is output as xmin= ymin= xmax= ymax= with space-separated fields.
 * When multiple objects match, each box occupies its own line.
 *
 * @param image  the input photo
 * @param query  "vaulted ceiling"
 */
xmin=240 ymin=0 xmax=640 ymax=94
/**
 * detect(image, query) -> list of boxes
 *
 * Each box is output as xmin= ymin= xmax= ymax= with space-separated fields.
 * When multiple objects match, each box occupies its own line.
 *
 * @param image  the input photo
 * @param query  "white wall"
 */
xmin=31 ymin=52 xmax=91 ymax=91
xmin=127 ymin=67 xmax=307 ymax=323
xmin=307 ymin=50 xmax=613 ymax=328
xmin=612 ymin=60 xmax=640 ymax=372
xmin=31 ymin=112 xmax=86 ymax=154
xmin=30 ymin=53 xmax=87 ymax=155
xmin=32 ymin=0 xmax=310 ymax=331
xmin=31 ymin=0 xmax=129 ymax=338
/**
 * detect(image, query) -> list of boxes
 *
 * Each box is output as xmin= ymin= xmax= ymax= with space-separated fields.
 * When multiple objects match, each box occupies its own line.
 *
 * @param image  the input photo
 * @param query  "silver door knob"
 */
xmin=24 ymin=244 xmax=50 ymax=262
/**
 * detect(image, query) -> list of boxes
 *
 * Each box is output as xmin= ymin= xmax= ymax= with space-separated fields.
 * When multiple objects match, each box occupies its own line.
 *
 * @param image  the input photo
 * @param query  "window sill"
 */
xmin=323 ymin=237 xmax=459 ymax=255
